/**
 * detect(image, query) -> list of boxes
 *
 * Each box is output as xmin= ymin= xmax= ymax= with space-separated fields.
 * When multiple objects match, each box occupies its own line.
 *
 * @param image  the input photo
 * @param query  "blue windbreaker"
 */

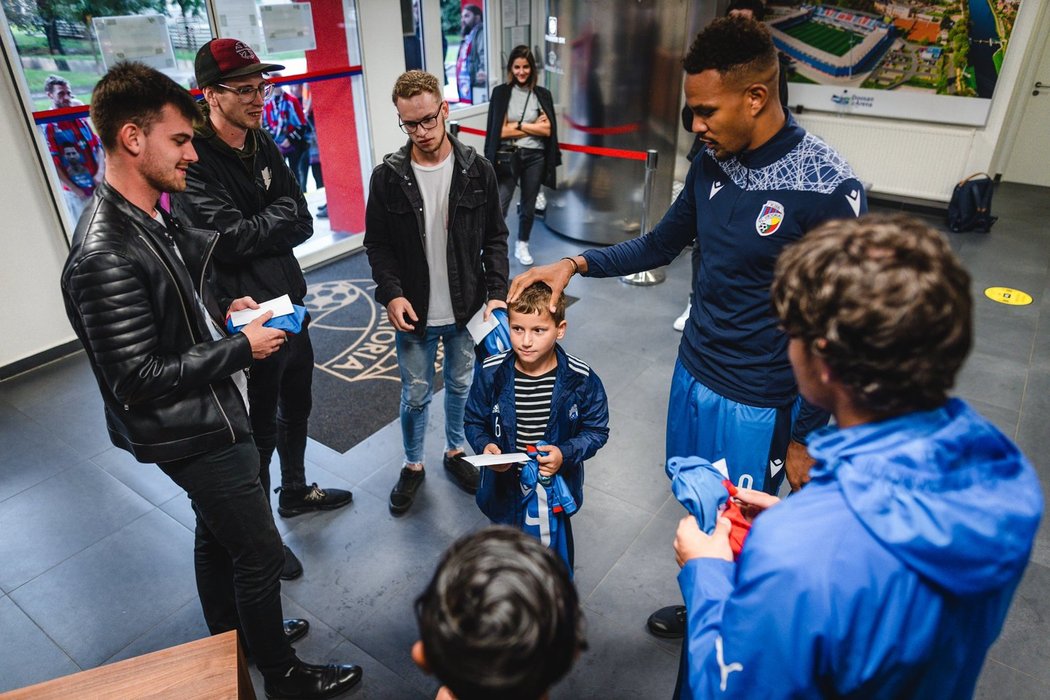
xmin=464 ymin=344 xmax=609 ymax=524
xmin=679 ymin=399 xmax=1043 ymax=699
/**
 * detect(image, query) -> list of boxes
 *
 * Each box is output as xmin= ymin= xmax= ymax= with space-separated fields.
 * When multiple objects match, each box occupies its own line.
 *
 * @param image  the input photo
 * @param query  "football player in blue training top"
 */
xmin=509 ymin=15 xmax=866 ymax=639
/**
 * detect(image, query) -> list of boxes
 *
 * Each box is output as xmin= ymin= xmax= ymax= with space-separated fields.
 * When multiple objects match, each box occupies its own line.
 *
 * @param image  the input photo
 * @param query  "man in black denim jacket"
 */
xmin=364 ymin=70 xmax=508 ymax=516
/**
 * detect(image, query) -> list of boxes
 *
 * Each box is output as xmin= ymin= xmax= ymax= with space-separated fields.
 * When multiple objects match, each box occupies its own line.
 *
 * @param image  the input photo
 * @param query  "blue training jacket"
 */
xmin=679 ymin=399 xmax=1043 ymax=699
xmin=464 ymin=344 xmax=610 ymax=524
xmin=582 ymin=113 xmax=864 ymax=439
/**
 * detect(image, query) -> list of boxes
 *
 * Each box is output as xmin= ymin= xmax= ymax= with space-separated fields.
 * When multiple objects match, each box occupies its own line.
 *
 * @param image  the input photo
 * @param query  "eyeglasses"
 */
xmin=217 ymin=82 xmax=274 ymax=103
xmin=398 ymin=108 xmax=442 ymax=134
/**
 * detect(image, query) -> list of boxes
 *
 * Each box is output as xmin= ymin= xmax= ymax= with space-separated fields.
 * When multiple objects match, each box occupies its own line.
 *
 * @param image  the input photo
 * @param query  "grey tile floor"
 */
xmin=1 ymin=183 xmax=1048 ymax=698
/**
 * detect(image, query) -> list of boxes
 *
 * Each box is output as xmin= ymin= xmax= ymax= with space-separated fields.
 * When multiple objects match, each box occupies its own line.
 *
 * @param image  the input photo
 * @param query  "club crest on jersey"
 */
xmin=755 ymin=200 xmax=784 ymax=236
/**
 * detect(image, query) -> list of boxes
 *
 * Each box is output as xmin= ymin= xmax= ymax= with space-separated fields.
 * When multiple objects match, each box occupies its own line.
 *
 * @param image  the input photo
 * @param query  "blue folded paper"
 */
xmin=226 ymin=304 xmax=307 ymax=334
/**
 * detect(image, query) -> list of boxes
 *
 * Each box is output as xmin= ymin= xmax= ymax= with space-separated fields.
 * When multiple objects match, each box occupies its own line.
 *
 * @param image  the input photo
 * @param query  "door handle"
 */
xmin=1036 ymin=81 xmax=1048 ymax=96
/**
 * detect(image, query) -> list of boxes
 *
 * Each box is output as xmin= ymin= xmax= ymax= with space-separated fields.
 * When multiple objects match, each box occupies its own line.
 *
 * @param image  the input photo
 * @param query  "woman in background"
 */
xmin=485 ymin=45 xmax=561 ymax=266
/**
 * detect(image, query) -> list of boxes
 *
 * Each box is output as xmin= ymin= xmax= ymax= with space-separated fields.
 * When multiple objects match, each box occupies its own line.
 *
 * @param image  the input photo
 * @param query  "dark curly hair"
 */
xmin=415 ymin=526 xmax=586 ymax=700
xmin=90 ymin=62 xmax=200 ymax=151
xmin=772 ymin=214 xmax=972 ymax=416
xmin=683 ymin=15 xmax=777 ymax=83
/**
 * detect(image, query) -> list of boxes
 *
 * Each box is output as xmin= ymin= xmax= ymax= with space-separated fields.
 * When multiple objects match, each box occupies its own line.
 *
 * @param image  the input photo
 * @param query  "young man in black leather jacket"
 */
xmin=61 ymin=61 xmax=361 ymax=700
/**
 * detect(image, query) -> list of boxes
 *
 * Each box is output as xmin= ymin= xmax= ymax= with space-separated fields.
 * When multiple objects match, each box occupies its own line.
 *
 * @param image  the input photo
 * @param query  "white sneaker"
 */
xmin=515 ymin=241 xmax=534 ymax=265
xmin=673 ymin=302 xmax=691 ymax=332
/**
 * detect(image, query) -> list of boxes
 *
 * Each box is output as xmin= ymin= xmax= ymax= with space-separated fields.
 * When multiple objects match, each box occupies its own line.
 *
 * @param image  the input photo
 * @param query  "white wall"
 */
xmin=0 ymin=59 xmax=77 ymax=369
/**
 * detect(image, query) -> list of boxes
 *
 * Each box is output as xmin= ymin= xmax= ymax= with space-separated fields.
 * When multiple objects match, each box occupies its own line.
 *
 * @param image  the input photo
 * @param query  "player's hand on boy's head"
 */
xmin=483 ymin=297 xmax=507 ymax=321
xmin=507 ymin=259 xmax=574 ymax=311
xmin=536 ymin=444 xmax=563 ymax=476
xmin=483 ymin=443 xmax=514 ymax=472
xmin=674 ymin=515 xmax=733 ymax=567
xmin=386 ymin=296 xmax=418 ymax=332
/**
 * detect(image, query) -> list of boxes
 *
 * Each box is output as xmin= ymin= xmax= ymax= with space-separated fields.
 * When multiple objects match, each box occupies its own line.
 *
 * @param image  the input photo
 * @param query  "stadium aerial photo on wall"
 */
xmin=765 ymin=1 xmax=1025 ymax=125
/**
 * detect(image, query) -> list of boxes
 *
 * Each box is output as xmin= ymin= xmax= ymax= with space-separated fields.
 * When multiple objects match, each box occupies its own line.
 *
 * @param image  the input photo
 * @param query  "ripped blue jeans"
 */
xmin=395 ymin=324 xmax=475 ymax=465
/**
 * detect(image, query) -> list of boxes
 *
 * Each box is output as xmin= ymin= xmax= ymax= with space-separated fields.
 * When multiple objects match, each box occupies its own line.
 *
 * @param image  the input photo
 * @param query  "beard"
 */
xmin=141 ymin=153 xmax=188 ymax=194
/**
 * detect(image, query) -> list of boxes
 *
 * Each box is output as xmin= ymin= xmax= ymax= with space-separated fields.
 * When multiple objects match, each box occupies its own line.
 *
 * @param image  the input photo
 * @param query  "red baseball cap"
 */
xmin=195 ymin=38 xmax=285 ymax=88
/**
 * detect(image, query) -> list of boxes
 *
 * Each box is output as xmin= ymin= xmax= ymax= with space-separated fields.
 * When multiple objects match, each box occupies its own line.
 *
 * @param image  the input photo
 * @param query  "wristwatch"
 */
xmin=517 ymin=121 xmax=523 ymax=131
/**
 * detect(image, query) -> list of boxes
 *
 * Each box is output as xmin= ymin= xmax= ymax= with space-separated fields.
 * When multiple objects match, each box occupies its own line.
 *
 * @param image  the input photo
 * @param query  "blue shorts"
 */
xmin=666 ymin=360 xmax=796 ymax=494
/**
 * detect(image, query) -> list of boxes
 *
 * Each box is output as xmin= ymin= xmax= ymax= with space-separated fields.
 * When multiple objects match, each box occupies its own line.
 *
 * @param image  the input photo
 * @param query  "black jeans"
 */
xmin=159 ymin=441 xmax=296 ymax=678
xmin=248 ymin=319 xmax=314 ymax=495
xmin=497 ymin=147 xmax=546 ymax=242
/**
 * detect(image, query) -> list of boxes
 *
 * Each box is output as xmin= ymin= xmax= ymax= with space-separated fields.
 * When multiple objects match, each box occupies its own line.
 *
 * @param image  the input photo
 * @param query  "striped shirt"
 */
xmin=514 ymin=367 xmax=557 ymax=451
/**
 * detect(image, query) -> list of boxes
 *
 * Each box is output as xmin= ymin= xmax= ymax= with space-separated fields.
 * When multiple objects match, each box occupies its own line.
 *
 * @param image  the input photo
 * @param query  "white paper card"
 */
xmin=229 ymin=294 xmax=294 ymax=327
xmin=260 ymin=2 xmax=316 ymax=53
xmin=93 ymin=15 xmax=176 ymax=75
xmin=466 ymin=305 xmax=500 ymax=344
xmin=216 ymin=0 xmax=264 ymax=46
xmin=463 ymin=453 xmax=530 ymax=467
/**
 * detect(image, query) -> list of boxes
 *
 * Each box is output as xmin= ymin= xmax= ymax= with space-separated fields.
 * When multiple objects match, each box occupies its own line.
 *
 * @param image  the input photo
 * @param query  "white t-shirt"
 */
xmin=152 ymin=210 xmax=250 ymax=412
xmin=411 ymin=151 xmax=456 ymax=326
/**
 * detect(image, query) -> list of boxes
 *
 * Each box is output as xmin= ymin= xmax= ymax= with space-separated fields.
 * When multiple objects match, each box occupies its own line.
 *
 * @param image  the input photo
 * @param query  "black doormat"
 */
xmin=304 ymin=251 xmax=576 ymax=454
xmin=303 ymin=251 xmax=426 ymax=454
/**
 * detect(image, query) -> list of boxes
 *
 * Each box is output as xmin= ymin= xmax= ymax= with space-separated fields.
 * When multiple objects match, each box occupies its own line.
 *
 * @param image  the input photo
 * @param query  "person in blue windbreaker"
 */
xmin=672 ymin=214 xmax=1043 ymax=699
xmin=465 ymin=282 xmax=609 ymax=569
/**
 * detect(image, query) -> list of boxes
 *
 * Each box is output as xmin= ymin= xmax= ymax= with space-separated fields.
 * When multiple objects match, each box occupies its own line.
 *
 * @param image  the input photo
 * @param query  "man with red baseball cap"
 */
xmin=172 ymin=39 xmax=359 ymax=698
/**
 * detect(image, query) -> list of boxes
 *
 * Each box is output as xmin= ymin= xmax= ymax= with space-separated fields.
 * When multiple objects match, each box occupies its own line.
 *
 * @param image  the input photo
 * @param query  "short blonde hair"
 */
xmin=392 ymin=70 xmax=441 ymax=104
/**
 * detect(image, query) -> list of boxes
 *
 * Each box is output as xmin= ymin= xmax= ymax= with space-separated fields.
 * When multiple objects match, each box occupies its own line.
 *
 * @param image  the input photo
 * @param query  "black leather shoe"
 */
xmin=278 ymin=483 xmax=353 ymax=518
xmin=443 ymin=452 xmax=480 ymax=494
xmin=265 ymin=661 xmax=363 ymax=699
xmin=389 ymin=467 xmax=425 ymax=514
xmin=284 ymin=618 xmax=310 ymax=644
xmin=281 ymin=544 xmax=304 ymax=581
xmin=647 ymin=604 xmax=686 ymax=639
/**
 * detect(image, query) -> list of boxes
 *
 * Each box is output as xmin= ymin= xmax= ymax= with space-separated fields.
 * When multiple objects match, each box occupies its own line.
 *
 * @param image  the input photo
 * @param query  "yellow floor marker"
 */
xmin=984 ymin=287 xmax=1033 ymax=306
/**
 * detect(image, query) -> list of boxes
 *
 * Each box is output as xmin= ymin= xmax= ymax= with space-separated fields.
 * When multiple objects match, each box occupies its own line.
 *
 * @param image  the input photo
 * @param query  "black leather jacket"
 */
xmin=364 ymin=134 xmax=509 ymax=333
xmin=61 ymin=181 xmax=254 ymax=464
xmin=171 ymin=115 xmax=311 ymax=308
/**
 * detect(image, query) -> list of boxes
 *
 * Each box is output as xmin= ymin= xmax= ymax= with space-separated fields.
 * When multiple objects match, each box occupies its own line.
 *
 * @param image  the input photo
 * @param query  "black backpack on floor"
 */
xmin=948 ymin=173 xmax=997 ymax=233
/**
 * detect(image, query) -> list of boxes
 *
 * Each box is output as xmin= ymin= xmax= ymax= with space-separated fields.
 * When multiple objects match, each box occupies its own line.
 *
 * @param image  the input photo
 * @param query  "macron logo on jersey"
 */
xmin=710 ymin=181 xmax=724 ymax=200
xmin=845 ymin=188 xmax=862 ymax=217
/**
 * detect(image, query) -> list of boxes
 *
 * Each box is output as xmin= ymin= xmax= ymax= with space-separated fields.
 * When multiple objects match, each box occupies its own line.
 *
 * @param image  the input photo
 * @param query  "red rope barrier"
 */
xmin=455 ymin=124 xmax=648 ymax=161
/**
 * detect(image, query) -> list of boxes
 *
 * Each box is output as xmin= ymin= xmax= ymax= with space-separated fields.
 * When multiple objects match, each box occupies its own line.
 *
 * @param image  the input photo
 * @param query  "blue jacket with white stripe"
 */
xmin=464 ymin=344 xmax=610 ymax=524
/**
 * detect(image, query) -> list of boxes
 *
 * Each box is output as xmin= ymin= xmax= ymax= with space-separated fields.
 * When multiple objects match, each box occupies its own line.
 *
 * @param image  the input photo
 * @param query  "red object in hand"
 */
xmin=721 ymin=480 xmax=751 ymax=559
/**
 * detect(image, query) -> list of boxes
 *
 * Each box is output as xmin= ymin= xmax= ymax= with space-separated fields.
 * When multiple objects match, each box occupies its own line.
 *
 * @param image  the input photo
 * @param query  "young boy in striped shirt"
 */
xmin=464 ymin=282 xmax=609 ymax=568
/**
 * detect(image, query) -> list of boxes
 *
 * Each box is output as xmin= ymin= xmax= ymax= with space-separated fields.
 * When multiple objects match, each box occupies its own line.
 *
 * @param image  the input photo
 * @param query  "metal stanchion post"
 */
xmin=449 ymin=120 xmax=460 ymax=136
xmin=621 ymin=149 xmax=665 ymax=286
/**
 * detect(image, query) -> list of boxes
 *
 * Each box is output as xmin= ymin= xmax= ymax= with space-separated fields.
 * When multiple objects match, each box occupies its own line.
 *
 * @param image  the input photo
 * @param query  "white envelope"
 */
xmin=466 ymin=305 xmax=500 ymax=344
xmin=228 ymin=294 xmax=295 ymax=327
xmin=463 ymin=452 xmax=530 ymax=467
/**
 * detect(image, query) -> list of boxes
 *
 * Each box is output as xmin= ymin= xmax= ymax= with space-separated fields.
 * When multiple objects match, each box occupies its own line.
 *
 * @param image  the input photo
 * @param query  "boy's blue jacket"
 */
xmin=464 ymin=344 xmax=609 ymax=524
xmin=679 ymin=399 xmax=1042 ymax=699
